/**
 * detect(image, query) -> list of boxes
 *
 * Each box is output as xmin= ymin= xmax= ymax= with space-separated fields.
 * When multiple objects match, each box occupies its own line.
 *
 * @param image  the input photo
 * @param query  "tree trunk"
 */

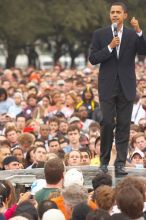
xmin=6 ymin=43 xmax=19 ymax=68
xmin=68 ymin=45 xmax=79 ymax=68
xmin=70 ymin=53 xmax=76 ymax=68
xmin=54 ymin=41 xmax=63 ymax=64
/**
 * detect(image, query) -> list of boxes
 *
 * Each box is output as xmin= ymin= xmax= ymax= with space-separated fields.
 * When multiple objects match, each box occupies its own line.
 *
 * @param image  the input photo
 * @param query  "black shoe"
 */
xmin=98 ymin=165 xmax=108 ymax=173
xmin=115 ymin=165 xmax=128 ymax=177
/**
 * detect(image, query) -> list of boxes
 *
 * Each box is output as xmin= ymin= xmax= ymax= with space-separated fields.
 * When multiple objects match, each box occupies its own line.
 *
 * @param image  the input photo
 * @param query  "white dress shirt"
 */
xmin=108 ymin=24 xmax=142 ymax=58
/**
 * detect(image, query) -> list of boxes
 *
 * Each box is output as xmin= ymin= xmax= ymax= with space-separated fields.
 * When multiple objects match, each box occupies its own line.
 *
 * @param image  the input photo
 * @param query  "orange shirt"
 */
xmin=51 ymin=195 xmax=97 ymax=220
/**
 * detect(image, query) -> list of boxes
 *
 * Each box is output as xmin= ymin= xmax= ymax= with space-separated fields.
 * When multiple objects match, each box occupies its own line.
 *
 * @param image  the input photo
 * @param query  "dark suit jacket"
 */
xmin=89 ymin=26 xmax=146 ymax=101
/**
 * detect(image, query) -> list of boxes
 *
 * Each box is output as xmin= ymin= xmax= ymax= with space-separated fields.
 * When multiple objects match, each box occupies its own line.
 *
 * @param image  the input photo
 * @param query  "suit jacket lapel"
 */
xmin=119 ymin=27 xmax=129 ymax=59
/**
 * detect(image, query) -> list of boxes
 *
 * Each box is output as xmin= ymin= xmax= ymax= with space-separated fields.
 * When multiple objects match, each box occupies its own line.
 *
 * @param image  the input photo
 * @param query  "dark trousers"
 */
xmin=99 ymin=77 xmax=133 ymax=166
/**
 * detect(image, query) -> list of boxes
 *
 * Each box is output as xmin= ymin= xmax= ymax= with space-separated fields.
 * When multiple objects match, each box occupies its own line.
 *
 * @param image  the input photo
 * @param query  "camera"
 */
xmin=0 ymin=195 xmax=3 ymax=207
xmin=29 ymin=193 xmax=34 ymax=200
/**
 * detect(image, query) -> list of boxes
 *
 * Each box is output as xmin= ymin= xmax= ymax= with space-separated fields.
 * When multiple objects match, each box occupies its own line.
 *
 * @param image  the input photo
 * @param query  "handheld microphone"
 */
xmin=113 ymin=22 xmax=118 ymax=37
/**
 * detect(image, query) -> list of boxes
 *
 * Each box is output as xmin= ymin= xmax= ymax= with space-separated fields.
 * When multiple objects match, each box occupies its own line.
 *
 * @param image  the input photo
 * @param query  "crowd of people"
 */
xmin=0 ymin=60 xmax=146 ymax=219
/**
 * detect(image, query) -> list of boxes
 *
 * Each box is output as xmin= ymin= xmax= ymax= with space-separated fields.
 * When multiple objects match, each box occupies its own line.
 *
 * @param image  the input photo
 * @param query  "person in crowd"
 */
xmin=0 ymin=145 xmax=11 ymax=170
xmin=130 ymin=149 xmax=144 ymax=168
xmin=13 ymin=200 xmax=38 ymax=220
xmin=15 ymin=114 xmax=26 ymax=132
xmin=77 ymin=105 xmax=94 ymax=133
xmin=26 ymin=146 xmax=47 ymax=169
xmin=63 ymin=168 xmax=84 ymax=188
xmin=58 ymin=119 xmax=69 ymax=137
xmin=71 ymin=201 xmax=92 ymax=220
xmin=25 ymin=147 xmax=35 ymax=168
xmin=27 ymin=85 xmax=38 ymax=96
xmin=24 ymin=119 xmax=39 ymax=136
xmin=65 ymin=150 xmax=82 ymax=166
xmin=61 ymin=184 xmax=88 ymax=220
xmin=80 ymin=148 xmax=92 ymax=165
xmin=138 ymin=118 xmax=146 ymax=132
xmin=48 ymin=90 xmax=63 ymax=115
xmin=5 ymin=127 xmax=18 ymax=148
xmin=88 ymin=136 xmax=97 ymax=159
xmin=7 ymin=92 xmax=23 ymax=118
xmin=48 ymin=116 xmax=60 ymax=139
xmin=17 ymin=132 xmax=35 ymax=156
xmin=11 ymin=147 xmax=25 ymax=168
xmin=64 ymin=125 xmax=82 ymax=153
xmin=35 ymin=157 xmax=64 ymax=204
xmin=79 ymin=134 xmax=89 ymax=148
xmin=90 ymin=136 xmax=101 ymax=166
xmin=61 ymin=92 xmax=77 ymax=118
xmin=48 ymin=138 xmax=61 ymax=154
xmin=129 ymin=124 xmax=140 ymax=155
xmin=114 ymin=176 xmax=146 ymax=216
xmin=88 ymin=122 xmax=100 ymax=139
xmin=3 ymin=156 xmax=20 ymax=170
xmin=76 ymin=86 xmax=99 ymax=119
xmin=42 ymin=209 xmax=65 ymax=220
xmin=23 ymin=94 xmax=38 ymax=120
xmin=92 ymin=173 xmax=112 ymax=191
xmin=91 ymin=173 xmax=113 ymax=204
xmin=133 ymin=132 xmax=146 ymax=152
xmin=33 ymin=95 xmax=51 ymax=121
xmin=0 ymin=88 xmax=14 ymax=115
xmin=94 ymin=185 xmax=115 ymax=214
xmin=59 ymin=137 xmax=70 ymax=152
xmin=68 ymin=116 xmax=82 ymax=130
xmin=131 ymin=94 xmax=145 ymax=125
xmin=39 ymin=124 xmax=49 ymax=149
xmin=116 ymin=186 xmax=144 ymax=219
xmin=0 ymin=180 xmax=33 ymax=219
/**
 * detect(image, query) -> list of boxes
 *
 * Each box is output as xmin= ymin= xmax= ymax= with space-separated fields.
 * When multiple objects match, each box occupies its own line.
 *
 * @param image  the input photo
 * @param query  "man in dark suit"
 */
xmin=89 ymin=2 xmax=146 ymax=176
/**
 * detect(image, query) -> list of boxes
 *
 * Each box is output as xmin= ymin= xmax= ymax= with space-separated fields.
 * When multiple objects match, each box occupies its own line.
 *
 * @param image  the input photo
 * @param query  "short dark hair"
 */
xmin=71 ymin=201 xmax=92 ymax=220
xmin=67 ymin=124 xmax=80 ymax=134
xmin=16 ymin=113 xmax=26 ymax=121
xmin=38 ymin=199 xmax=58 ymax=219
xmin=14 ymin=200 xmax=38 ymax=220
xmin=92 ymin=173 xmax=112 ymax=190
xmin=33 ymin=145 xmax=46 ymax=153
xmin=34 ymin=138 xmax=45 ymax=145
xmin=111 ymin=2 xmax=127 ymax=13
xmin=0 ymin=88 xmax=7 ymax=100
xmin=48 ymin=138 xmax=59 ymax=146
xmin=79 ymin=148 xmax=92 ymax=159
xmin=27 ymin=93 xmax=37 ymax=101
xmin=108 ymin=213 xmax=129 ymax=220
xmin=49 ymin=116 xmax=59 ymax=124
xmin=86 ymin=209 xmax=110 ymax=220
xmin=44 ymin=158 xmax=64 ymax=184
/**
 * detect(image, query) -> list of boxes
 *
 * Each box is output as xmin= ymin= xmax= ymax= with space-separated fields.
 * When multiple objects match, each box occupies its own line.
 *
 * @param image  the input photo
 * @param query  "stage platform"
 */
xmin=0 ymin=166 xmax=146 ymax=189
